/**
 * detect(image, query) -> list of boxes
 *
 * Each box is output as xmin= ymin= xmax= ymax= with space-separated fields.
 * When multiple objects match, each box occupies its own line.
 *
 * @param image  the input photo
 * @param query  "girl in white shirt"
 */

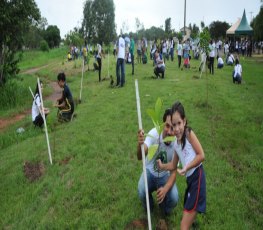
xmin=157 ymin=101 xmax=206 ymax=230
xmin=232 ymin=59 xmax=242 ymax=84
xmin=31 ymin=81 xmax=49 ymax=127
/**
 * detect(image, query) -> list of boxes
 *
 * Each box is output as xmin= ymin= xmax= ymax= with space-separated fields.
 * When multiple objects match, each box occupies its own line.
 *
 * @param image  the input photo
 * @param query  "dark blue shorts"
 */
xmin=184 ymin=164 xmax=206 ymax=213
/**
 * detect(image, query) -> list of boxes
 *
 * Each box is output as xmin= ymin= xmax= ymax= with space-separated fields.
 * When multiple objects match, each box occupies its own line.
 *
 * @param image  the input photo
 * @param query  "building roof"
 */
xmin=235 ymin=9 xmax=253 ymax=35
xmin=226 ymin=18 xmax=241 ymax=35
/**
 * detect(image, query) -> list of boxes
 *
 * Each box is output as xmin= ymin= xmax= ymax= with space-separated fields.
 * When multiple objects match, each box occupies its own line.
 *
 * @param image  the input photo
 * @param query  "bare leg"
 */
xmin=180 ymin=211 xmax=197 ymax=230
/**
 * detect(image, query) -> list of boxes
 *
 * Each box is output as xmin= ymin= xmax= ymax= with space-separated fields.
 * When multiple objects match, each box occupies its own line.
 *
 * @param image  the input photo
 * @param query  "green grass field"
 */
xmin=0 ymin=48 xmax=263 ymax=229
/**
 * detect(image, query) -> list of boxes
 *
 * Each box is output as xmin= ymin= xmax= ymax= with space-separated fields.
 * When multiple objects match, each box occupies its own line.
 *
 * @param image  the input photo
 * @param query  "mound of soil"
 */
xmin=59 ymin=156 xmax=72 ymax=165
xmin=156 ymin=218 xmax=168 ymax=230
xmin=125 ymin=218 xmax=148 ymax=229
xmin=23 ymin=161 xmax=45 ymax=182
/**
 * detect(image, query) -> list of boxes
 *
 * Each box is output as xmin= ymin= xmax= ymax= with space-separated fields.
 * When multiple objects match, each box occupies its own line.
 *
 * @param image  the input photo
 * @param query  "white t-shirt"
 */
xmin=174 ymin=138 xmax=201 ymax=177
xmin=156 ymin=55 xmax=165 ymax=68
xmin=144 ymin=128 xmax=175 ymax=177
xmin=96 ymin=44 xmax=102 ymax=58
xmin=218 ymin=57 xmax=224 ymax=65
xmin=177 ymin=43 xmax=182 ymax=56
xmin=32 ymin=94 xmax=41 ymax=121
xmin=117 ymin=37 xmax=125 ymax=59
xmin=209 ymin=43 xmax=215 ymax=57
xmin=234 ymin=64 xmax=242 ymax=78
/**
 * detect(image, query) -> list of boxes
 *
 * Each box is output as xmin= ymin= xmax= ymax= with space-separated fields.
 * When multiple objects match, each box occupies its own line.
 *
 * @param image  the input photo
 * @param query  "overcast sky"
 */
xmin=35 ymin=0 xmax=261 ymax=38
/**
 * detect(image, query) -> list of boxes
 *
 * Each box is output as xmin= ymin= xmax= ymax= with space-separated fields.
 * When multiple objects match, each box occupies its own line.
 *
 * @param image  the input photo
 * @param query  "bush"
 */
xmin=0 ymin=80 xmax=30 ymax=110
xmin=39 ymin=40 xmax=49 ymax=52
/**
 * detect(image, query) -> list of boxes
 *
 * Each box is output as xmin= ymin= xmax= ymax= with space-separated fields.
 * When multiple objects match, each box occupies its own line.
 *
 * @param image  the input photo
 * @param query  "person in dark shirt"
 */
xmin=54 ymin=72 xmax=74 ymax=122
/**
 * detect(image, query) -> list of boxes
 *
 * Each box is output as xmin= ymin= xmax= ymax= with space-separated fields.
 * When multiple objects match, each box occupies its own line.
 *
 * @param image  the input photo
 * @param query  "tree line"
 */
xmin=1 ymin=0 xmax=263 ymax=86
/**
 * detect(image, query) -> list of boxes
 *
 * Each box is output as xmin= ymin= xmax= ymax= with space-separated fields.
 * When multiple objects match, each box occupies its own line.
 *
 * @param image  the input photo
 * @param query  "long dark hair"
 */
xmin=33 ymin=81 xmax=42 ymax=100
xmin=171 ymin=101 xmax=191 ymax=149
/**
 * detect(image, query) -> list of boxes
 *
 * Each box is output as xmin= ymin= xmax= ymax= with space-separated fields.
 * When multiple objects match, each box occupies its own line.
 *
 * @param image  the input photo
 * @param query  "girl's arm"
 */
xmin=157 ymin=152 xmax=179 ymax=171
xmin=178 ymin=130 xmax=205 ymax=176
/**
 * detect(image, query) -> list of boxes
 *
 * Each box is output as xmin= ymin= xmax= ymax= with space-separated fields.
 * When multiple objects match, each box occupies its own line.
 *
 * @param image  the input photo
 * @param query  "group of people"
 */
xmin=137 ymin=101 xmax=206 ymax=229
xmin=31 ymin=72 xmax=75 ymax=127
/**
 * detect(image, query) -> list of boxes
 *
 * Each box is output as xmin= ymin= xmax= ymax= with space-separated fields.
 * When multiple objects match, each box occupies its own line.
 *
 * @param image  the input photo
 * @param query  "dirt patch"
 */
xmin=23 ymin=161 xmax=45 ymax=182
xmin=21 ymin=65 xmax=49 ymax=75
xmin=0 ymin=109 xmax=31 ymax=131
xmin=59 ymin=156 xmax=72 ymax=165
xmin=46 ymin=81 xmax=61 ymax=102
xmin=125 ymin=218 xmax=148 ymax=229
xmin=156 ymin=219 xmax=168 ymax=230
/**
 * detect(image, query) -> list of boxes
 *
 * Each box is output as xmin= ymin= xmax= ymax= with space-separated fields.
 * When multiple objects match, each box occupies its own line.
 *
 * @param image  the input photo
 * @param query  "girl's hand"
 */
xmin=177 ymin=166 xmax=187 ymax=176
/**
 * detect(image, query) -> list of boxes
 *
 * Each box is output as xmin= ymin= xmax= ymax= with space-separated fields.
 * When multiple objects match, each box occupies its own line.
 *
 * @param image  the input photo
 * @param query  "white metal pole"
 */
xmin=199 ymin=54 xmax=206 ymax=79
xmin=135 ymin=79 xmax=152 ymax=230
xmin=107 ymin=50 xmax=110 ymax=78
xmin=37 ymin=78 xmax=53 ymax=165
xmin=79 ymin=58 xmax=85 ymax=102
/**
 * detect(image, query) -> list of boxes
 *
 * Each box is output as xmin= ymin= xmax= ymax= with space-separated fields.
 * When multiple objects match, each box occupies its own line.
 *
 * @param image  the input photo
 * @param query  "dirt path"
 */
xmin=21 ymin=65 xmax=49 ymax=75
xmin=0 ymin=109 xmax=31 ymax=131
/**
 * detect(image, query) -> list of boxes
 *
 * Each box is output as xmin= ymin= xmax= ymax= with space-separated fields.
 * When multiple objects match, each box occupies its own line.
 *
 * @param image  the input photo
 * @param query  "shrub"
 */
xmin=40 ymin=40 xmax=49 ymax=52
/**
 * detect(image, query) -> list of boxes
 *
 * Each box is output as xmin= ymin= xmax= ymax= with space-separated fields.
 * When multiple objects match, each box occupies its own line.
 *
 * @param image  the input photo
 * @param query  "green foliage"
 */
xmin=165 ymin=18 xmax=172 ymax=36
xmin=44 ymin=25 xmax=61 ymax=48
xmin=199 ymin=27 xmax=211 ymax=54
xmin=0 ymin=79 xmax=32 ymax=110
xmin=65 ymin=31 xmax=84 ymax=47
xmin=40 ymin=40 xmax=49 ymax=52
xmin=191 ymin=23 xmax=200 ymax=39
xmin=82 ymin=0 xmax=115 ymax=45
xmin=252 ymin=8 xmax=263 ymax=40
xmin=146 ymin=97 xmax=163 ymax=136
xmin=0 ymin=0 xmax=40 ymax=85
xmin=208 ymin=20 xmax=230 ymax=39
xmin=146 ymin=98 xmax=175 ymax=160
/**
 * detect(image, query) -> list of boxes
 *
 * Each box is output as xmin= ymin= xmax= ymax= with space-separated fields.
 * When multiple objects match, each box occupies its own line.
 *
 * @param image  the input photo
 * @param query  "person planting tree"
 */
xmin=137 ymin=107 xmax=179 ymax=216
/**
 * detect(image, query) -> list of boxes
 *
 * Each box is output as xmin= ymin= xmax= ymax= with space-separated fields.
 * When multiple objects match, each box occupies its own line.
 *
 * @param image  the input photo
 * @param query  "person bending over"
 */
xmin=54 ymin=72 xmax=74 ymax=122
xmin=137 ymin=108 xmax=179 ymax=216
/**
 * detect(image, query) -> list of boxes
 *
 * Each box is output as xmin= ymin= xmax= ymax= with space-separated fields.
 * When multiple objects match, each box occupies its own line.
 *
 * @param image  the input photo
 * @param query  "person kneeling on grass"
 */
xmin=153 ymin=50 xmax=165 ymax=78
xmin=32 ymin=81 xmax=50 ymax=127
xmin=137 ymin=108 xmax=179 ymax=216
xmin=54 ymin=72 xmax=75 ymax=122
xmin=217 ymin=56 xmax=224 ymax=69
xmin=157 ymin=101 xmax=206 ymax=230
xmin=232 ymin=59 xmax=242 ymax=84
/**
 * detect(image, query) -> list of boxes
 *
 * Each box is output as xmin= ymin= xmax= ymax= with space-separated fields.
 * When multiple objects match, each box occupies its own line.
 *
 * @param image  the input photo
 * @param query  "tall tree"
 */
xmin=44 ymin=25 xmax=61 ymax=48
xmin=252 ymin=8 xmax=263 ymax=41
xmin=209 ymin=21 xmax=230 ymax=39
xmin=82 ymin=0 xmax=94 ymax=42
xmin=191 ymin=23 xmax=200 ymax=39
xmin=135 ymin=17 xmax=144 ymax=34
xmin=0 ymin=0 xmax=40 ymax=85
xmin=165 ymin=18 xmax=172 ymax=36
xmin=82 ymin=0 xmax=115 ymax=45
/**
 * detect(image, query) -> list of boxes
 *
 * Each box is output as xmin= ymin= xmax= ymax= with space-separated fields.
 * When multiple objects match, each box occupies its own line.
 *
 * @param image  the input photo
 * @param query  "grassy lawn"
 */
xmin=0 ymin=48 xmax=263 ymax=229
